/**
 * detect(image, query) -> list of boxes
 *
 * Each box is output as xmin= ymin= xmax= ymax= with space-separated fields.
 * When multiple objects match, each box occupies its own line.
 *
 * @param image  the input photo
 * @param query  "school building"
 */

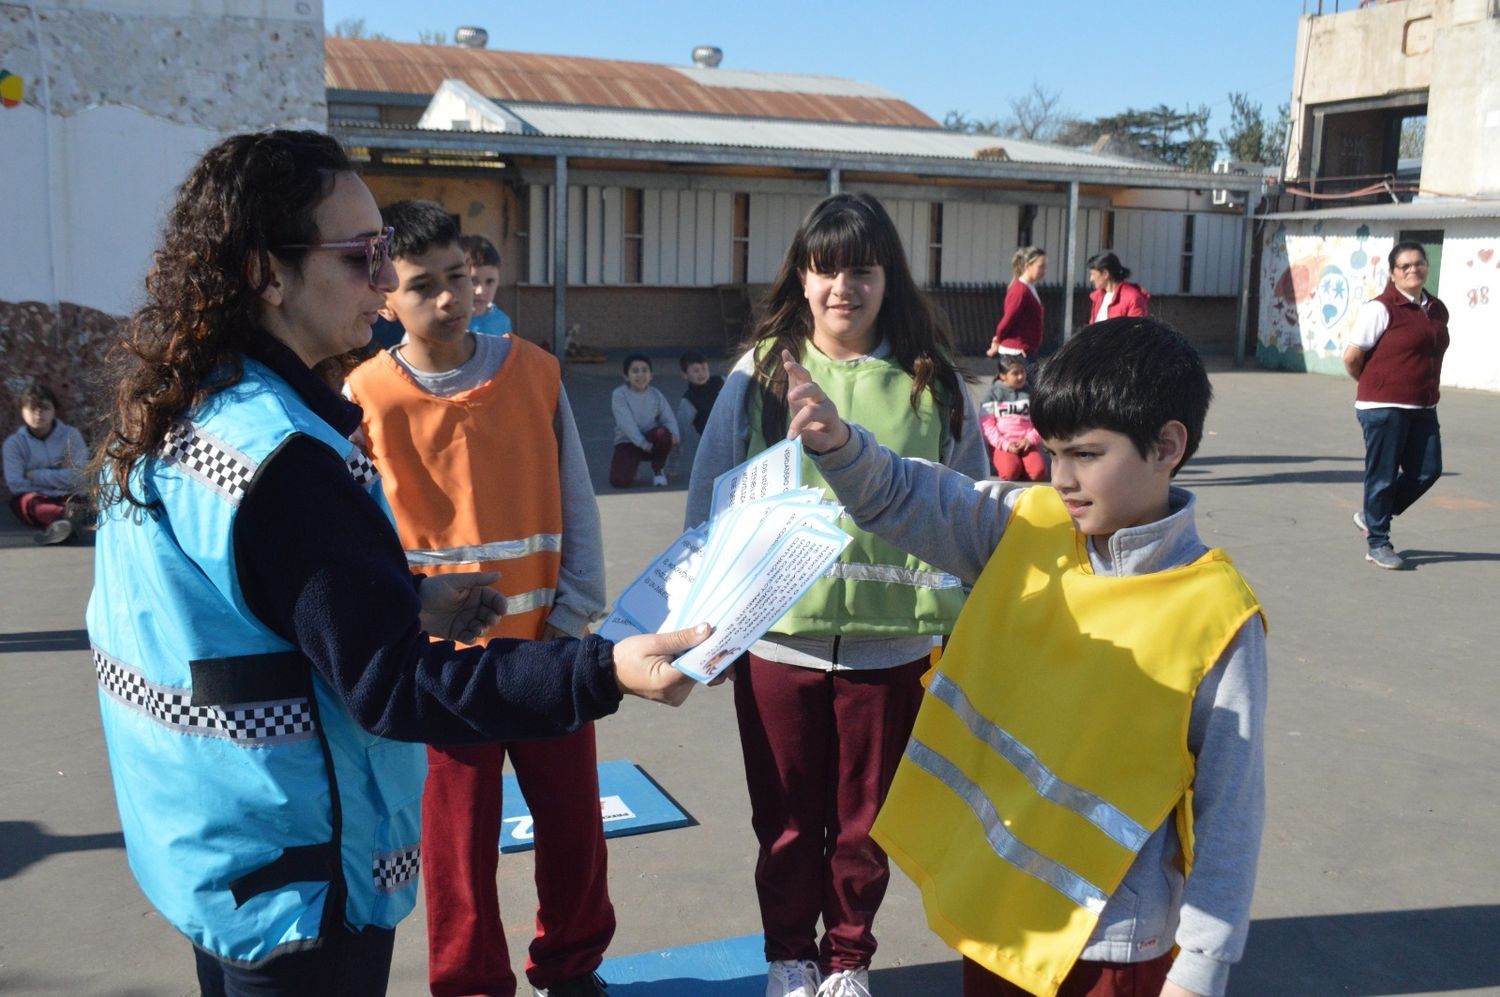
xmin=323 ymin=34 xmax=1262 ymax=359
xmin=1257 ymin=0 xmax=1500 ymax=392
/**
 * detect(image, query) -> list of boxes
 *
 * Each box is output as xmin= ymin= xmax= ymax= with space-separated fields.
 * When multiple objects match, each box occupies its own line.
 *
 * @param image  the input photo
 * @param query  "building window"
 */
xmin=1180 ymin=214 xmax=1196 ymax=294
xmin=1102 ymin=211 xmax=1116 ymax=252
xmin=1018 ymin=205 xmax=1037 ymax=248
xmin=732 ymin=193 xmax=750 ymax=284
xmin=623 ymin=189 xmax=644 ymax=284
xmin=928 ymin=203 xmax=943 ymax=286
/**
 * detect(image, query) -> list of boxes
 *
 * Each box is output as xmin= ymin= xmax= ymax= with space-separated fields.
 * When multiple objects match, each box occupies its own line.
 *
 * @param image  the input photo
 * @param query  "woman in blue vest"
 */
xmin=85 ymin=130 xmax=707 ymax=996
xmin=686 ymin=193 xmax=987 ymax=997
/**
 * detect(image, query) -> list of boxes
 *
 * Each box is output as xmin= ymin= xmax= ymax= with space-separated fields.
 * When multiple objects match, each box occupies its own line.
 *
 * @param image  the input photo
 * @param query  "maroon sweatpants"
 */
xmin=735 ymin=653 xmax=928 ymax=974
xmin=962 ymin=954 xmax=1173 ymax=997
xmin=608 ymin=426 xmax=674 ymax=487
xmin=991 ymin=448 xmax=1048 ymax=482
xmin=9 ymin=492 xmax=70 ymax=529
xmin=422 ymin=725 xmax=614 ymax=996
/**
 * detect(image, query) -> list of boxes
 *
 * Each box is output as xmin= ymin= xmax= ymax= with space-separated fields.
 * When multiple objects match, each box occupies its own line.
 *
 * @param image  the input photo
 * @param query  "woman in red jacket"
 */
xmin=987 ymin=246 xmax=1046 ymax=361
xmin=1086 ymin=251 xmax=1150 ymax=324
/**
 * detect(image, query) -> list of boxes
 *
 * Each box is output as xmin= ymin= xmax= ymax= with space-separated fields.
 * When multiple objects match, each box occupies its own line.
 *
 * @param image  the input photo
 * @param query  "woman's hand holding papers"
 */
xmin=613 ymin=624 xmax=716 ymax=706
xmin=783 ymin=350 xmax=851 ymax=453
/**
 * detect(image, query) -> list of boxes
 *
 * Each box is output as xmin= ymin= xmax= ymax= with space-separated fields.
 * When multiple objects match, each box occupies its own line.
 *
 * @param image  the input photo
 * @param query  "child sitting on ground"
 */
xmin=4 ymin=383 xmax=87 ymax=545
xmin=676 ymin=349 xmax=725 ymax=439
xmin=460 ymin=233 xmax=513 ymax=336
xmin=346 ymin=200 xmax=614 ymax=997
xmin=980 ymin=356 xmax=1046 ymax=482
xmin=784 ymin=317 xmax=1267 ymax=997
xmin=610 ymin=354 xmax=678 ymax=488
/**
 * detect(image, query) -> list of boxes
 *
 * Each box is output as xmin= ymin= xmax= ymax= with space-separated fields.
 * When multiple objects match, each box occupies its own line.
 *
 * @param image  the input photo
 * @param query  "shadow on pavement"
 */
xmin=0 ymin=628 xmax=91 ymax=653
xmin=1235 ymin=905 xmax=1500 ymax=995
xmin=0 ymin=820 xmax=124 ymax=880
xmin=1399 ymin=548 xmax=1500 ymax=566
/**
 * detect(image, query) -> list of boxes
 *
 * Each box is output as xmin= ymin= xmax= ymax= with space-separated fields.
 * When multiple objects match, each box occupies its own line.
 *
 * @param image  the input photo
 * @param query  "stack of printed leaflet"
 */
xmin=597 ymin=439 xmax=851 ymax=682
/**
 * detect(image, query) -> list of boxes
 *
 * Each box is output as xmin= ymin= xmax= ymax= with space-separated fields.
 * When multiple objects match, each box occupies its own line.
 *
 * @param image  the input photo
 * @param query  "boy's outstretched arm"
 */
xmin=783 ymin=352 xmax=1014 ymax=587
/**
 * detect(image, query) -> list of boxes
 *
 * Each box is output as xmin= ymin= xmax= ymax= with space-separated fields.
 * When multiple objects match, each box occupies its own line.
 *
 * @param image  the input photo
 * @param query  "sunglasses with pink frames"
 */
xmin=277 ymin=226 xmax=395 ymax=285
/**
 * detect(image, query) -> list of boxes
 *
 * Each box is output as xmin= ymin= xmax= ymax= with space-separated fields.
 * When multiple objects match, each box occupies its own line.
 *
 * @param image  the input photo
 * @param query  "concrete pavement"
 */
xmin=1 ymin=355 xmax=1497 ymax=996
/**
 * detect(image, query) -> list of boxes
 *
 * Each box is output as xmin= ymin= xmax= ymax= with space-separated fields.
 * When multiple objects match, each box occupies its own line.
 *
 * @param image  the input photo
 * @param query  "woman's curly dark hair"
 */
xmin=94 ymin=130 xmax=352 ymax=509
xmin=747 ymin=193 xmax=968 ymax=444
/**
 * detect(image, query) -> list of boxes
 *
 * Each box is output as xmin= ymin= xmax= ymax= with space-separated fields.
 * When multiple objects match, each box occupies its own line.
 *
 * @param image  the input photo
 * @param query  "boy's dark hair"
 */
xmin=381 ymin=200 xmax=460 ymax=261
xmin=1032 ymin=317 xmax=1211 ymax=476
xmin=19 ymin=383 xmax=59 ymax=410
xmin=1387 ymin=239 xmax=1427 ymax=269
xmin=679 ymin=350 xmax=707 ymax=371
xmin=459 ymin=233 xmax=501 ymax=269
xmin=622 ymin=353 xmax=652 ymax=375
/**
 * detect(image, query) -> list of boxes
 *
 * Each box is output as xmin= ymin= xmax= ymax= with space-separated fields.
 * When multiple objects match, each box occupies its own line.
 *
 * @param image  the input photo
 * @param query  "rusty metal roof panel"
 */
xmin=325 ymin=37 xmax=936 ymax=128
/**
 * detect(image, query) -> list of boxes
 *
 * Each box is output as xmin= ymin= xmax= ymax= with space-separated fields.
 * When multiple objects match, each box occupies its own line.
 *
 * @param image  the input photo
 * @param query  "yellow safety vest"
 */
xmin=872 ymin=486 xmax=1264 ymax=996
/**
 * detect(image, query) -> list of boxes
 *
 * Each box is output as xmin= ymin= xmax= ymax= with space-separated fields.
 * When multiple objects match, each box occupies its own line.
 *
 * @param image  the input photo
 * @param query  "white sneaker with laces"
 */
xmin=817 ymin=967 xmax=871 ymax=997
xmin=652 ymin=472 xmax=668 ymax=487
xmin=766 ymin=959 xmax=822 ymax=997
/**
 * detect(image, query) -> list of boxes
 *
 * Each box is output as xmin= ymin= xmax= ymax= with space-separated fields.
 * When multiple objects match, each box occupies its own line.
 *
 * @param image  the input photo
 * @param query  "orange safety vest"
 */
xmin=347 ymin=337 xmax=563 ymax=643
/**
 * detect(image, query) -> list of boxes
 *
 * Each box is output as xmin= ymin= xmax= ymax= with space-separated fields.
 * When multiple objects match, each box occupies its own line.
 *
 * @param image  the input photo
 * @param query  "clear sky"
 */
xmin=322 ymin=0 xmax=1306 ymax=139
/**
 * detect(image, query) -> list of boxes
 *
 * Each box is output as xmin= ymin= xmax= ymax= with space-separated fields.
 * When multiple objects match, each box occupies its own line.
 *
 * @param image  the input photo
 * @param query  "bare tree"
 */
xmin=417 ymin=29 xmax=449 ymax=45
xmin=1002 ymin=83 xmax=1070 ymax=142
xmin=330 ymin=17 xmax=391 ymax=40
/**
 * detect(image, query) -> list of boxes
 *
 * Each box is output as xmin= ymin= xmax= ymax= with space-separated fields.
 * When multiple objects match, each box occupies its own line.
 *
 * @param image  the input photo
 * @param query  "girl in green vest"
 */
xmin=686 ymin=193 xmax=987 ymax=997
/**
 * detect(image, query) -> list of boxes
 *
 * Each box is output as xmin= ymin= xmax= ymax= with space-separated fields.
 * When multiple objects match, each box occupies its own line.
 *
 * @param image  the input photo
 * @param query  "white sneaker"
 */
xmin=817 ymin=968 xmax=871 ymax=997
xmin=652 ymin=472 xmax=668 ymax=487
xmin=766 ymin=959 xmax=822 ymax=997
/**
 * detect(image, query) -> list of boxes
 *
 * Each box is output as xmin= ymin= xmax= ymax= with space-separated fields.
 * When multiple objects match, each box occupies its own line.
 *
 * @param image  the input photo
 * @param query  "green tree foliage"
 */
xmin=942 ymin=110 xmax=1005 ymax=136
xmin=417 ymin=29 xmax=449 ymax=45
xmin=1220 ymin=93 xmax=1292 ymax=165
xmin=329 ymin=17 xmax=391 ymax=40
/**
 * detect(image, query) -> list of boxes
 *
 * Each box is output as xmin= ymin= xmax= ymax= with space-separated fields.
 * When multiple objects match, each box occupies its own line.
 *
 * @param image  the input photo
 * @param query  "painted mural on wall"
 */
xmin=0 ymin=68 xmax=22 ymax=108
xmin=1437 ymin=235 xmax=1500 ymax=393
xmin=1258 ymin=222 xmax=1392 ymax=374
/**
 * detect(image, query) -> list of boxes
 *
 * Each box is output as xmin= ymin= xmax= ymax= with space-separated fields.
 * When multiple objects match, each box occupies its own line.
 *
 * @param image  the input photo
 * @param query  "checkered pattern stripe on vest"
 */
xmin=373 ymin=845 xmax=420 ymax=892
xmin=345 ymin=449 xmax=380 ymax=490
xmin=160 ymin=421 xmax=257 ymax=504
xmin=94 ymin=648 xmax=316 ymax=745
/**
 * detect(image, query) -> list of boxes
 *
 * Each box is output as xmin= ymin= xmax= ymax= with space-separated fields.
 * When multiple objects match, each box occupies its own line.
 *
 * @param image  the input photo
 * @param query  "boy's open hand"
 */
xmin=783 ymin=350 xmax=851 ymax=453
xmin=419 ymin=571 xmax=506 ymax=644
xmin=613 ymin=624 xmax=713 ymax=706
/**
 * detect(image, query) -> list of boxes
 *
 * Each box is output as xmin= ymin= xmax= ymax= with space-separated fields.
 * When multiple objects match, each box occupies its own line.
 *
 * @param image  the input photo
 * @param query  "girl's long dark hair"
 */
xmin=94 ymin=130 xmax=352 ymax=509
xmin=748 ymin=193 xmax=967 ymax=444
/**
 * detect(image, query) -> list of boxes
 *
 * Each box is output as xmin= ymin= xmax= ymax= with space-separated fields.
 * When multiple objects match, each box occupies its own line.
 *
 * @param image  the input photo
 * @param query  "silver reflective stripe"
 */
xmin=93 ymin=647 xmax=316 ymax=746
xmin=373 ymin=845 xmax=420 ymax=893
xmin=825 ymin=561 xmax=963 ymax=589
xmin=505 ymin=587 xmax=556 ymax=616
xmin=405 ymin=534 xmax=562 ymax=566
xmin=928 ymin=673 xmax=1150 ymax=852
xmin=906 ymin=739 xmax=1109 ymax=914
xmin=158 ymin=421 xmax=257 ymax=505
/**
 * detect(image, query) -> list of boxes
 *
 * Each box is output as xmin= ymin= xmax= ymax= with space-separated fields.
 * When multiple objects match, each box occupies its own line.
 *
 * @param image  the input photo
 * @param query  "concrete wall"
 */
xmin=1257 ymin=214 xmax=1500 ymax=392
xmin=514 ymin=286 xmax=730 ymax=355
xmin=0 ymin=0 xmax=327 ymax=431
xmin=1421 ymin=10 xmax=1500 ymax=195
xmin=362 ymin=172 xmax=524 ymax=286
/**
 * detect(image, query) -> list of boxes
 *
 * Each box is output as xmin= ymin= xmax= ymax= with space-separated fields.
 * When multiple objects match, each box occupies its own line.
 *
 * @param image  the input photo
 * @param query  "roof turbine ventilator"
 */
xmin=454 ymin=26 xmax=488 ymax=49
xmin=691 ymin=45 xmax=722 ymax=68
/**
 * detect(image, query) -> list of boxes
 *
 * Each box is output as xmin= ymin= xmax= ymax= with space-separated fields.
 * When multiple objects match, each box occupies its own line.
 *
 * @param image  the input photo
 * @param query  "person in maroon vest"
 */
xmin=1342 ymin=240 xmax=1450 ymax=570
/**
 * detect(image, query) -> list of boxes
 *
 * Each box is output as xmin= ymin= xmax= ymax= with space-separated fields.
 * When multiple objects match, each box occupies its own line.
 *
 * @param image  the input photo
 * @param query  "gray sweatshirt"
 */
xmin=685 ymin=346 xmax=988 ymax=670
xmin=611 ymin=384 xmax=679 ymax=449
xmin=812 ymin=423 xmax=1267 ymax=997
xmin=4 ymin=420 xmax=87 ymax=496
xmin=379 ymin=334 xmax=605 ymax=638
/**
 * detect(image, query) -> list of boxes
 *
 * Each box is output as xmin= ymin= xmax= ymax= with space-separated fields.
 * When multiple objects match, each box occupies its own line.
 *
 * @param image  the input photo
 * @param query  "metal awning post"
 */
xmin=1233 ymin=189 xmax=1259 ymax=367
xmin=829 ymin=164 xmax=841 ymax=194
xmin=553 ymin=154 xmax=568 ymax=359
xmin=1061 ymin=181 xmax=1080 ymax=340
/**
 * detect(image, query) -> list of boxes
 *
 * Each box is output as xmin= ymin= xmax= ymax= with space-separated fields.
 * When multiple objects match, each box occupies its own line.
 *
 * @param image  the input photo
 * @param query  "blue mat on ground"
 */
xmin=499 ymin=758 xmax=694 ymax=853
xmin=598 ymin=933 xmax=765 ymax=996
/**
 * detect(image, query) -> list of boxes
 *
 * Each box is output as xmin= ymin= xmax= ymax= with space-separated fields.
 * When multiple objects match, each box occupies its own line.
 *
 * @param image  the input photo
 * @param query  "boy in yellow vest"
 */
xmin=346 ymin=201 xmax=613 ymax=997
xmin=782 ymin=318 xmax=1267 ymax=997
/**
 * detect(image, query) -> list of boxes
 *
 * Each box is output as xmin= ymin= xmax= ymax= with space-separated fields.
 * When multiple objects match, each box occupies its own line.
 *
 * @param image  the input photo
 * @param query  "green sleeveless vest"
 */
xmin=748 ymin=342 xmax=966 ymax=636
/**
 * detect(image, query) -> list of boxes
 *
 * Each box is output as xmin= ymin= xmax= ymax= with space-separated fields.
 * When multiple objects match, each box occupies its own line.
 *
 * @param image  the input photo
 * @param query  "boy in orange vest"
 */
xmin=346 ymin=201 xmax=612 ymax=997
xmin=782 ymin=318 xmax=1267 ymax=997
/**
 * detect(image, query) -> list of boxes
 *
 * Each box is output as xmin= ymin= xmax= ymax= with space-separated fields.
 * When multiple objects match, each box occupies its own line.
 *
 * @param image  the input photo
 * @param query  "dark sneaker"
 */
xmin=1366 ymin=544 xmax=1406 ymax=570
xmin=34 ymin=520 xmax=74 ymax=545
xmin=534 ymin=973 xmax=608 ymax=997
xmin=1352 ymin=510 xmax=1369 ymax=538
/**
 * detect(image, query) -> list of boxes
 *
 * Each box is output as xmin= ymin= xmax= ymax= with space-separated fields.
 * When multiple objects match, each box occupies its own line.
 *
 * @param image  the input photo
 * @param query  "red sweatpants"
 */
xmin=9 ymin=492 xmax=70 ymax=528
xmin=734 ymin=653 xmax=928 ymax=974
xmin=991 ymin=447 xmax=1047 ymax=482
xmin=608 ymin=426 xmax=674 ymax=487
xmin=422 ymin=725 xmax=614 ymax=996
xmin=962 ymin=954 xmax=1173 ymax=997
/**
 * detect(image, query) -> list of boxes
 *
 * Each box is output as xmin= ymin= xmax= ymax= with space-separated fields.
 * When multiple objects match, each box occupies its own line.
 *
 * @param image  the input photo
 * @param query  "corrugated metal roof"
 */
xmin=488 ymin=102 xmax=1170 ymax=171
xmin=1264 ymin=198 xmax=1500 ymax=221
xmin=325 ymin=38 xmax=935 ymax=128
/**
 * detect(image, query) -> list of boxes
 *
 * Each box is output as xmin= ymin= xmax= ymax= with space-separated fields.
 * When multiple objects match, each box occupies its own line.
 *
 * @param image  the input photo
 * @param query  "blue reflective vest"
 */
xmin=86 ymin=360 xmax=426 ymax=966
